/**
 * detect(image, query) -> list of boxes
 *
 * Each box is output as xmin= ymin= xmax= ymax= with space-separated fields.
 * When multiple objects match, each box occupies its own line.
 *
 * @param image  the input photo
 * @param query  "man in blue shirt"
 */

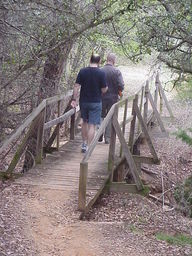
xmin=71 ymin=54 xmax=108 ymax=152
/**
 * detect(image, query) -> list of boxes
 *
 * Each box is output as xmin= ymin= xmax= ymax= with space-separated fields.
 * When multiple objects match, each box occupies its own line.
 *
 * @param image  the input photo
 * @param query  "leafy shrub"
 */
xmin=156 ymin=232 xmax=192 ymax=246
xmin=174 ymin=176 xmax=192 ymax=217
xmin=175 ymin=129 xmax=192 ymax=146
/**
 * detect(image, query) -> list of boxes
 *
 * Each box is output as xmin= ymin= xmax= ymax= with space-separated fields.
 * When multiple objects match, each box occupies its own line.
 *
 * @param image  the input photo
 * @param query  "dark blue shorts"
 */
xmin=80 ymin=102 xmax=102 ymax=125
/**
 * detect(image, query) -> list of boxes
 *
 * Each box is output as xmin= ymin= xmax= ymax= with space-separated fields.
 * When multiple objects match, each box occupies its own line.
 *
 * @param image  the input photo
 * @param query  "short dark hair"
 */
xmin=90 ymin=54 xmax=100 ymax=64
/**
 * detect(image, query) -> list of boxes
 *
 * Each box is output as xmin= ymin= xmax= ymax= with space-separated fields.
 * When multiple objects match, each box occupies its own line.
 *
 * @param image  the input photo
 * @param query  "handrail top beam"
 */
xmin=0 ymin=92 xmax=73 ymax=154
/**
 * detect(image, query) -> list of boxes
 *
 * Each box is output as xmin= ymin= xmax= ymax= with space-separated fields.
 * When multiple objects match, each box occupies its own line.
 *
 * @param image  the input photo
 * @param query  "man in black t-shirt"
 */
xmin=71 ymin=54 xmax=108 ymax=152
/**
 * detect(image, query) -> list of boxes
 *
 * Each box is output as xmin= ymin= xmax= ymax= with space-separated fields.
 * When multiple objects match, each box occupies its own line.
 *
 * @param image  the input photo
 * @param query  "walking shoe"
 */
xmin=81 ymin=142 xmax=87 ymax=153
xmin=98 ymin=134 xmax=103 ymax=142
xmin=105 ymin=138 xmax=110 ymax=144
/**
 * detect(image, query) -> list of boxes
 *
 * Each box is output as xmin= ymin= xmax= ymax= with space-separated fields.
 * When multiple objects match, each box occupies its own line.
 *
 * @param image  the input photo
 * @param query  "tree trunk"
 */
xmin=23 ymin=41 xmax=73 ymax=171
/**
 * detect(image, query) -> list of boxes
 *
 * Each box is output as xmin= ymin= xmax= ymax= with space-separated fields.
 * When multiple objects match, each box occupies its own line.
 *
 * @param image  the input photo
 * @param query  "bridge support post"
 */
xmin=129 ymin=94 xmax=138 ymax=153
xmin=78 ymin=162 xmax=88 ymax=211
xmin=120 ymin=98 xmax=128 ymax=157
xmin=143 ymin=81 xmax=149 ymax=126
xmin=35 ymin=108 xmax=46 ymax=164
xmin=56 ymin=100 xmax=61 ymax=150
xmin=108 ymin=105 xmax=118 ymax=180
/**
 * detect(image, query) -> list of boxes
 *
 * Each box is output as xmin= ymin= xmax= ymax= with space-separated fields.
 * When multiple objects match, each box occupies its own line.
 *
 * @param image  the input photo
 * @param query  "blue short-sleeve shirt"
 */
xmin=76 ymin=67 xmax=107 ymax=103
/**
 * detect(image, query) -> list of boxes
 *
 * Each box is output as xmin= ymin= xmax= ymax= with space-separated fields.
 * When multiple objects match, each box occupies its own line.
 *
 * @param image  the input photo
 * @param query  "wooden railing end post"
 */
xmin=78 ymin=162 xmax=88 ymax=211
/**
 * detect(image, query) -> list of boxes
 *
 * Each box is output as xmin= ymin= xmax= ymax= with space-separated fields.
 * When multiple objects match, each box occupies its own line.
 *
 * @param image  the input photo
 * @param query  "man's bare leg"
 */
xmin=81 ymin=121 xmax=88 ymax=144
xmin=87 ymin=124 xmax=96 ymax=146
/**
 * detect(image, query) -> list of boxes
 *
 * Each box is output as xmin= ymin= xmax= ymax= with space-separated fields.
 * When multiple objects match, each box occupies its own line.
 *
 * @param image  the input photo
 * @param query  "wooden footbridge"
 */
xmin=0 ymin=72 xmax=173 ymax=217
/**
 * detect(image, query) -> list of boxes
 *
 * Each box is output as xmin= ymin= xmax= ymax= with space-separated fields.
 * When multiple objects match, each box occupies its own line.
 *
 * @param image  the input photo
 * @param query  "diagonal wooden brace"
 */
xmin=148 ymin=91 xmax=166 ymax=133
xmin=112 ymin=117 xmax=143 ymax=191
xmin=133 ymin=101 xmax=159 ymax=162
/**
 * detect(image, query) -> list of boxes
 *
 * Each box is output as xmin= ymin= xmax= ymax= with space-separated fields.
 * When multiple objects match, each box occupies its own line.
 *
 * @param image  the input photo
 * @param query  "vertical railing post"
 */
xmin=157 ymin=73 xmax=174 ymax=118
xmin=120 ymin=99 xmax=128 ymax=157
xmin=143 ymin=81 xmax=149 ymax=126
xmin=35 ymin=107 xmax=46 ymax=164
xmin=108 ymin=105 xmax=118 ymax=180
xmin=78 ymin=162 xmax=88 ymax=211
xmin=156 ymin=73 xmax=163 ymax=114
xmin=154 ymin=75 xmax=158 ymax=109
xmin=137 ymin=86 xmax=144 ymax=134
xmin=56 ymin=100 xmax=61 ymax=150
xmin=128 ymin=94 xmax=138 ymax=153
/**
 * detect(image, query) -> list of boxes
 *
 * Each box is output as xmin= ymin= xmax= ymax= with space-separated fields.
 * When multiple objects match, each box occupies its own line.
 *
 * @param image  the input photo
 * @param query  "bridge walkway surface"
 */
xmin=7 ymin=71 xmax=172 ymax=215
xmin=15 ymin=110 xmax=125 ymax=208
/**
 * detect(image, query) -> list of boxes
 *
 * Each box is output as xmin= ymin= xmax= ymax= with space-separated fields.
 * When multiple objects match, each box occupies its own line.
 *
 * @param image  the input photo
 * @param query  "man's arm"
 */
xmin=71 ymin=83 xmax=80 ymax=108
xmin=117 ymin=69 xmax=124 ymax=92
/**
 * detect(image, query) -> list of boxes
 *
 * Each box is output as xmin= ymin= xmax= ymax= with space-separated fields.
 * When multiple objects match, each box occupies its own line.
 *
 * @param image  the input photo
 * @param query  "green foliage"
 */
xmin=175 ymin=129 xmax=192 ymax=146
xmin=129 ymin=224 xmax=143 ymax=234
xmin=156 ymin=232 xmax=192 ymax=247
xmin=139 ymin=185 xmax=150 ymax=196
xmin=129 ymin=1 xmax=192 ymax=75
xmin=174 ymin=176 xmax=192 ymax=217
xmin=177 ymin=79 xmax=192 ymax=100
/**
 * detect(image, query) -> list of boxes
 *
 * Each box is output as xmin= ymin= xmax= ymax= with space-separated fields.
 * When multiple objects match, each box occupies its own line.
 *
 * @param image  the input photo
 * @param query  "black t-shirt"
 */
xmin=76 ymin=67 xmax=107 ymax=103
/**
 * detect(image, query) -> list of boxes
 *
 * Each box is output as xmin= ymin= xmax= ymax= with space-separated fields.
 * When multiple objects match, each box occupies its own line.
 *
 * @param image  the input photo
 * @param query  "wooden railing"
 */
xmin=0 ymin=70 xmax=173 ymax=213
xmin=78 ymin=72 xmax=173 ymax=211
xmin=0 ymin=91 xmax=80 ymax=174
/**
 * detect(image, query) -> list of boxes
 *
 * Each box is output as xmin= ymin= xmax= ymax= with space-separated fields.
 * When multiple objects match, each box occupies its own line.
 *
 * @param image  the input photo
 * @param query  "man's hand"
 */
xmin=118 ymin=90 xmax=123 ymax=98
xmin=71 ymin=99 xmax=77 ymax=108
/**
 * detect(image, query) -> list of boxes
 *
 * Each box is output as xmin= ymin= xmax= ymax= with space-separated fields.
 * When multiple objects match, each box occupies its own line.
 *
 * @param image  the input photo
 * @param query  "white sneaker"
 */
xmin=81 ymin=142 xmax=88 ymax=153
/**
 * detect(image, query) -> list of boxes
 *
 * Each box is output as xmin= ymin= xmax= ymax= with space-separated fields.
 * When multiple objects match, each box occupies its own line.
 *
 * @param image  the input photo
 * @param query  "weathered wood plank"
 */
xmin=148 ymin=91 xmax=166 ymax=132
xmin=134 ymin=101 xmax=159 ymax=161
xmin=108 ymin=182 xmax=149 ymax=194
xmin=6 ymin=116 xmax=40 ymax=173
xmin=44 ymin=108 xmax=76 ymax=130
xmin=45 ymin=91 xmax=72 ymax=106
xmin=108 ymin=105 xmax=118 ymax=178
xmin=112 ymin=117 xmax=143 ymax=190
xmin=133 ymin=155 xmax=160 ymax=165
xmin=120 ymin=98 xmax=128 ymax=157
xmin=45 ymin=104 xmax=74 ymax=149
xmin=137 ymin=86 xmax=144 ymax=134
xmin=79 ymin=174 xmax=110 ymax=219
xmin=56 ymin=100 xmax=61 ymax=150
xmin=128 ymin=95 xmax=138 ymax=152
xmin=78 ymin=162 xmax=88 ymax=211
xmin=0 ymin=100 xmax=46 ymax=154
xmin=35 ymin=109 xmax=46 ymax=164
xmin=158 ymin=78 xmax=174 ymax=118
xmin=143 ymin=82 xmax=149 ymax=125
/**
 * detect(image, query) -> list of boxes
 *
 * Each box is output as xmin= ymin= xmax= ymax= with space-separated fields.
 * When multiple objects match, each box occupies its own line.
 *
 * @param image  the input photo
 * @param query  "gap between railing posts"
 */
xmin=156 ymin=73 xmax=163 ymax=114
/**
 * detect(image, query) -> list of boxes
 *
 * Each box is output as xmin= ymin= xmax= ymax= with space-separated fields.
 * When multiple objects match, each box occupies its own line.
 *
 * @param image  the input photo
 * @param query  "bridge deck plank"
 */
xmin=15 ymin=106 xmax=140 ymax=212
xmin=15 ymin=132 xmax=111 ymax=198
